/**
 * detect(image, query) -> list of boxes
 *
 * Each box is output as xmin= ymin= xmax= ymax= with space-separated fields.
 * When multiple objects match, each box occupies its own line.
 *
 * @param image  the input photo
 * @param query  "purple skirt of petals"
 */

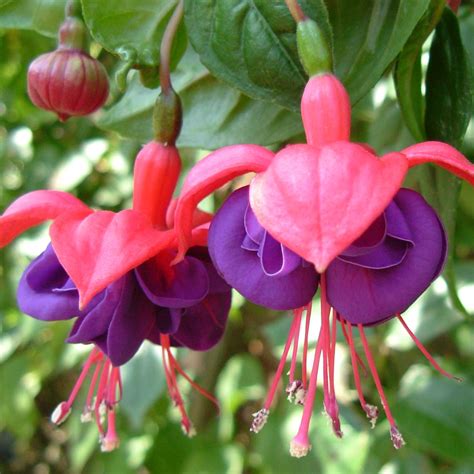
xmin=17 ymin=244 xmax=231 ymax=365
xmin=208 ymin=186 xmax=319 ymax=310
xmin=326 ymin=188 xmax=447 ymax=325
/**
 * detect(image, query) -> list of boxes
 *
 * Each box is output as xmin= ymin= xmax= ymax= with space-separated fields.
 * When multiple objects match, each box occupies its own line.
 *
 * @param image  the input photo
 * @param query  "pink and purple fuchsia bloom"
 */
xmin=0 ymin=141 xmax=231 ymax=450
xmin=172 ymin=72 xmax=474 ymax=455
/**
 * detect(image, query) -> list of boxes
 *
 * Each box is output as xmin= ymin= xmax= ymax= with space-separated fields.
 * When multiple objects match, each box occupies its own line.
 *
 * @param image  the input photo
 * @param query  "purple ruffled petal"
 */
xmin=341 ymin=214 xmax=386 ymax=257
xmin=338 ymin=237 xmax=409 ymax=269
xmin=171 ymin=291 xmax=232 ymax=351
xmin=67 ymin=275 xmax=129 ymax=344
xmin=106 ymin=274 xmax=156 ymax=366
xmin=135 ymin=255 xmax=209 ymax=309
xmin=209 ymin=186 xmax=319 ymax=310
xmin=17 ymin=244 xmax=79 ymax=321
xmin=260 ymin=232 xmax=302 ymax=277
xmin=244 ymin=203 xmax=265 ymax=244
xmin=326 ymin=189 xmax=447 ymax=325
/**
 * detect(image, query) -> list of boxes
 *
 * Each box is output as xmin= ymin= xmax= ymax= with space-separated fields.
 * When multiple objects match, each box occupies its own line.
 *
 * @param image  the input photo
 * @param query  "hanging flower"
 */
xmin=171 ymin=72 xmax=473 ymax=454
xmin=0 ymin=141 xmax=231 ymax=449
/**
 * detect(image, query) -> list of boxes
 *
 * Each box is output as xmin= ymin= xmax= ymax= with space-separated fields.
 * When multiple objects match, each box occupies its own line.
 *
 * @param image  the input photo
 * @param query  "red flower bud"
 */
xmin=27 ymin=18 xmax=109 ymax=121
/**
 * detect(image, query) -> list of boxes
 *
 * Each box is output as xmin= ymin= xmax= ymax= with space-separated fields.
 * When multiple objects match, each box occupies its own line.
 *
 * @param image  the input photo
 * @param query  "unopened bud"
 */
xmin=51 ymin=402 xmax=71 ymax=425
xmin=296 ymin=18 xmax=333 ymax=76
xmin=27 ymin=47 xmax=109 ymax=121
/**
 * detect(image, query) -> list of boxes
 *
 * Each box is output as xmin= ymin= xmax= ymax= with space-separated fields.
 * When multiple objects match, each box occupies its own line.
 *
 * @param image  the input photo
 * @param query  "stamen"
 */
xmin=101 ymin=367 xmax=120 ymax=452
xmin=320 ymin=278 xmax=342 ymax=437
xmin=289 ymin=308 xmax=303 ymax=384
xmin=290 ymin=328 xmax=324 ymax=457
xmin=291 ymin=274 xmax=328 ymax=459
xmin=82 ymin=359 xmax=104 ymax=422
xmin=358 ymin=325 xmax=405 ymax=449
xmin=397 ymin=314 xmax=462 ymax=382
xmin=94 ymin=359 xmax=112 ymax=436
xmin=286 ymin=379 xmax=306 ymax=405
xmin=302 ymin=303 xmax=312 ymax=388
xmin=251 ymin=315 xmax=298 ymax=434
xmin=340 ymin=315 xmax=367 ymax=376
xmin=342 ymin=319 xmax=378 ymax=428
xmin=250 ymin=408 xmax=269 ymax=433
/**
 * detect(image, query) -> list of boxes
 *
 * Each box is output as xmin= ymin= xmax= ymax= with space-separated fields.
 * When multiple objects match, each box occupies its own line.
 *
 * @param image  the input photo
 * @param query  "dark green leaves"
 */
xmin=425 ymin=8 xmax=472 ymax=148
xmin=185 ymin=0 xmax=430 ymax=110
xmin=0 ymin=0 xmax=66 ymax=37
xmin=184 ymin=0 xmax=331 ymax=111
xmin=98 ymin=51 xmax=303 ymax=149
xmin=81 ymin=0 xmax=187 ymax=67
xmin=394 ymin=0 xmax=445 ymax=141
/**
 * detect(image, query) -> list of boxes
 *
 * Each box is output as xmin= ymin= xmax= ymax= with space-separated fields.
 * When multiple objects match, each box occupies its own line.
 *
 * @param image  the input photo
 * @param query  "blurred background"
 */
xmin=1 ymin=8 xmax=474 ymax=474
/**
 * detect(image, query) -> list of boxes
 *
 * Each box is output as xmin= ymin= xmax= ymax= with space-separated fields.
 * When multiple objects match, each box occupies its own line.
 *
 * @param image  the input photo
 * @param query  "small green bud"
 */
xmin=296 ymin=18 xmax=333 ymax=76
xmin=153 ymin=88 xmax=182 ymax=145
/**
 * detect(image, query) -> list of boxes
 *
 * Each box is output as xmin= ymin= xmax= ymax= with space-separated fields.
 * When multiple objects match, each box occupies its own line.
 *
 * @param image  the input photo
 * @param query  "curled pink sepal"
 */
xmin=173 ymin=144 xmax=274 ymax=262
xmin=0 ymin=190 xmax=91 ymax=247
xmin=402 ymin=141 xmax=474 ymax=186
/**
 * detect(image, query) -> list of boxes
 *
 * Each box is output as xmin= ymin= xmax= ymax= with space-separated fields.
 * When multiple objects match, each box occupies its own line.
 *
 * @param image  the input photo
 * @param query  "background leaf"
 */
xmin=185 ymin=0 xmax=430 ymax=110
xmin=98 ymin=50 xmax=303 ymax=148
xmin=184 ymin=0 xmax=331 ymax=111
xmin=394 ymin=0 xmax=445 ymax=141
xmin=81 ymin=0 xmax=187 ymax=67
xmin=0 ymin=0 xmax=66 ymax=37
xmin=396 ymin=366 xmax=474 ymax=463
xmin=421 ymin=7 xmax=473 ymax=316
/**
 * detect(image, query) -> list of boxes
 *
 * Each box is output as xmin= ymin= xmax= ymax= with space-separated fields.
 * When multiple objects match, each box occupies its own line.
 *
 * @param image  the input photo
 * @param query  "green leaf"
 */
xmin=81 ymin=0 xmax=187 ymax=67
xmin=329 ymin=0 xmax=430 ymax=104
xmin=98 ymin=50 xmax=303 ymax=148
xmin=421 ymin=7 xmax=473 ymax=317
xmin=120 ymin=343 xmax=166 ymax=428
xmin=184 ymin=0 xmax=331 ymax=111
xmin=396 ymin=365 xmax=474 ymax=463
xmin=185 ymin=0 xmax=430 ymax=110
xmin=425 ymin=8 xmax=472 ymax=148
xmin=394 ymin=0 xmax=445 ymax=141
xmin=0 ymin=0 xmax=66 ymax=38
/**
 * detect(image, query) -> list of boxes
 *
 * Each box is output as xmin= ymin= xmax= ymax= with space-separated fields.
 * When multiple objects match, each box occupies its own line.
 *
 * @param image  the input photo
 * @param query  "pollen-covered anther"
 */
xmin=289 ymin=438 xmax=312 ymax=458
xmin=364 ymin=404 xmax=379 ymax=429
xmin=390 ymin=426 xmax=406 ymax=449
xmin=100 ymin=433 xmax=120 ymax=452
xmin=250 ymin=408 xmax=269 ymax=433
xmin=286 ymin=380 xmax=307 ymax=405
xmin=181 ymin=420 xmax=197 ymax=438
xmin=80 ymin=406 xmax=93 ymax=423
xmin=51 ymin=401 xmax=71 ymax=425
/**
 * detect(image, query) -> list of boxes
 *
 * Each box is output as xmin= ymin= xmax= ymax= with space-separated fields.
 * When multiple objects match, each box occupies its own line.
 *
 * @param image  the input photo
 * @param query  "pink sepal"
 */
xmin=0 ymin=190 xmax=91 ymax=247
xmin=301 ymin=74 xmax=351 ymax=147
xmin=402 ymin=141 xmax=474 ymax=186
xmin=173 ymin=144 xmax=274 ymax=261
xmin=50 ymin=209 xmax=175 ymax=308
xmin=250 ymin=142 xmax=408 ymax=272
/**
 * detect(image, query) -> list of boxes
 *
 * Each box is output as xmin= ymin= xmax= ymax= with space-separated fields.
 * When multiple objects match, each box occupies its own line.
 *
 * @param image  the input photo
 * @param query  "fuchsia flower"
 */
xmin=0 ymin=141 xmax=231 ymax=449
xmin=173 ymin=73 xmax=474 ymax=454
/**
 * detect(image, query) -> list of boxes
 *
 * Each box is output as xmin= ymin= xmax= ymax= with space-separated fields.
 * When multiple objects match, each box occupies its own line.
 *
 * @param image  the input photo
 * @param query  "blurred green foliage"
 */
xmin=1 ymin=3 xmax=474 ymax=474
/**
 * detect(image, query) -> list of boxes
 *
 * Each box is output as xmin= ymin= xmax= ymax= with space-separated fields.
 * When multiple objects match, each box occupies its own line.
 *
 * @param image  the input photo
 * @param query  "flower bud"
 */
xmin=27 ymin=16 xmax=109 ymax=121
xmin=27 ymin=48 xmax=109 ymax=121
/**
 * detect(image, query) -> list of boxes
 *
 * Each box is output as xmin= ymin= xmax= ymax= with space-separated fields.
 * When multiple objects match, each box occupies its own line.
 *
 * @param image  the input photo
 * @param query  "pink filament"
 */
xmin=263 ymin=316 xmax=298 ymax=411
xmin=302 ymin=303 xmax=312 ymax=388
xmin=289 ymin=308 xmax=303 ymax=383
xmin=358 ymin=325 xmax=396 ymax=427
xmin=397 ymin=314 xmax=461 ymax=381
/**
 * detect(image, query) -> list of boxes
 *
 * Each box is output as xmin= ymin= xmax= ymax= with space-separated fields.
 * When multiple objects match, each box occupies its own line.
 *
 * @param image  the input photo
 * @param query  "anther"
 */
xmin=250 ymin=408 xmax=269 ymax=433
xmin=51 ymin=401 xmax=71 ymax=425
